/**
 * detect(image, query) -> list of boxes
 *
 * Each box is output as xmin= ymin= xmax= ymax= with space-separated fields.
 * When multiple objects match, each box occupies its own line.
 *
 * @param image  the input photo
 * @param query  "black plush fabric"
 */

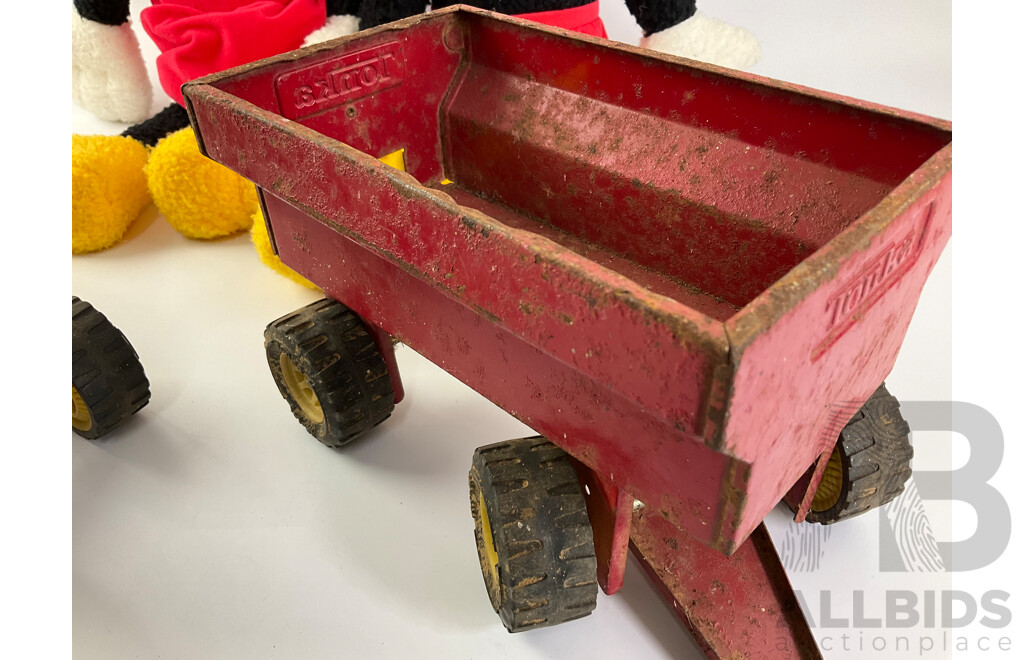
xmin=356 ymin=1 xmax=695 ymax=34
xmin=360 ymin=1 xmax=595 ymax=29
xmin=432 ymin=0 xmax=592 ymax=13
xmin=624 ymin=0 xmax=696 ymax=35
xmin=73 ymin=0 xmax=131 ymax=26
xmin=121 ymin=103 xmax=190 ymax=147
xmin=359 ymin=1 xmax=430 ymax=28
xmin=327 ymin=0 xmax=364 ymax=17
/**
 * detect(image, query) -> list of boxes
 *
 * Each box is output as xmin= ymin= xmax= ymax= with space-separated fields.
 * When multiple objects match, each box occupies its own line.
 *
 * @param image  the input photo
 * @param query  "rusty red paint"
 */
xmin=632 ymin=510 xmax=821 ymax=659
xmin=573 ymin=461 xmax=632 ymax=594
xmin=366 ymin=322 xmax=404 ymax=405
xmin=720 ymin=173 xmax=951 ymax=546
xmin=184 ymin=7 xmax=951 ymax=657
xmin=256 ymin=189 xmax=735 ymax=555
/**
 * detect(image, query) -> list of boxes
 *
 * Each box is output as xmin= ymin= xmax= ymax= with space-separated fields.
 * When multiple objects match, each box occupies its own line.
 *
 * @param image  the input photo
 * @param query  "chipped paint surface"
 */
xmin=631 ymin=511 xmax=822 ymax=659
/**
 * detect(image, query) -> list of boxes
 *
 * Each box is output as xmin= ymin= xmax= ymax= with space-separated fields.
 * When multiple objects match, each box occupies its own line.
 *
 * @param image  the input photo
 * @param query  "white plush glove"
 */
xmin=303 ymin=14 xmax=362 ymax=47
xmin=71 ymin=8 xmax=152 ymax=123
xmin=641 ymin=11 xmax=760 ymax=71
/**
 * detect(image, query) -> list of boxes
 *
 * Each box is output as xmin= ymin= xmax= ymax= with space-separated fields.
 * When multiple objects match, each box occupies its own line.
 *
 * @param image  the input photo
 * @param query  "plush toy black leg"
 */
xmin=121 ymin=104 xmax=191 ymax=148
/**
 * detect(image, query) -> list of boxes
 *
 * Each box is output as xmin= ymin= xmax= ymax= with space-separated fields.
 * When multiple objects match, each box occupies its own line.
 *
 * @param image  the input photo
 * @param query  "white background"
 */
xmin=32 ymin=0 xmax=1016 ymax=657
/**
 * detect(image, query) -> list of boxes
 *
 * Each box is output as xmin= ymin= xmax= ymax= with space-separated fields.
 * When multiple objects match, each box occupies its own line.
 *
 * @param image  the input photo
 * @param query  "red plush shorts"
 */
xmin=141 ymin=0 xmax=326 ymax=105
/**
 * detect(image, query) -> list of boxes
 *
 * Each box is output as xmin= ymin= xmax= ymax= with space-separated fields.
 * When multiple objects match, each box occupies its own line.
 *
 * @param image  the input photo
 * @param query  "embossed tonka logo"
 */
xmin=275 ymin=42 xmax=404 ymax=120
xmin=824 ymin=232 xmax=915 ymax=331
xmin=812 ymin=203 xmax=932 ymax=360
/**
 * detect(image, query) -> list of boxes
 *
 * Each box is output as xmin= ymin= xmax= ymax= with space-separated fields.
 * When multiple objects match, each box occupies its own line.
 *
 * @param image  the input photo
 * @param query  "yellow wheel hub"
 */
xmin=811 ymin=445 xmax=844 ymax=512
xmin=72 ymin=386 xmax=93 ymax=432
xmin=279 ymin=354 xmax=324 ymax=424
xmin=471 ymin=475 xmax=501 ymax=607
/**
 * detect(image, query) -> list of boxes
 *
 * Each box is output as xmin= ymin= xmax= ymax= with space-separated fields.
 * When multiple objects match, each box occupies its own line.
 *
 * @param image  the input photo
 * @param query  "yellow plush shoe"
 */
xmin=146 ymin=127 xmax=258 ymax=239
xmin=251 ymin=208 xmax=319 ymax=290
xmin=72 ymin=134 xmax=151 ymax=254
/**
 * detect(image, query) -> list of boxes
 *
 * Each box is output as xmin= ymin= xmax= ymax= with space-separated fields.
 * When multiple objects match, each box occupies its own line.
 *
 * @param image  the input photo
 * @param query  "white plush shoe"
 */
xmin=641 ymin=11 xmax=761 ymax=70
xmin=303 ymin=14 xmax=362 ymax=47
xmin=71 ymin=9 xmax=152 ymax=123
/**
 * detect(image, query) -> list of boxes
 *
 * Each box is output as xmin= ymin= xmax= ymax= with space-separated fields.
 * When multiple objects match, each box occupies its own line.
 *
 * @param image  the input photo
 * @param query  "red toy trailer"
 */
xmin=183 ymin=7 xmax=952 ymax=658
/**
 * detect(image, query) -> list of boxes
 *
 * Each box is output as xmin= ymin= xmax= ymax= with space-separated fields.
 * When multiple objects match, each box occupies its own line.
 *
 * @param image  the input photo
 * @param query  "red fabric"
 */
xmin=515 ymin=1 xmax=607 ymax=38
xmin=141 ymin=0 xmax=326 ymax=105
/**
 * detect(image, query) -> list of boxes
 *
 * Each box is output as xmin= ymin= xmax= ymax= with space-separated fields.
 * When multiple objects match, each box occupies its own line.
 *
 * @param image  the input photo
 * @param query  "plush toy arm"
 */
xmin=303 ymin=14 xmax=362 ymax=46
xmin=624 ymin=0 xmax=760 ymax=70
xmin=72 ymin=0 xmax=153 ymax=123
xmin=306 ymin=0 xmax=428 ymax=45
xmin=641 ymin=12 xmax=760 ymax=70
xmin=303 ymin=0 xmax=363 ymax=45
xmin=624 ymin=0 xmax=697 ymax=36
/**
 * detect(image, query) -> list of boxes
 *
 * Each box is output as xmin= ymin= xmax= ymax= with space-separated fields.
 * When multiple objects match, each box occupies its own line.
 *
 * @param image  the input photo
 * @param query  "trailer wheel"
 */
xmin=806 ymin=384 xmax=913 ymax=524
xmin=469 ymin=437 xmax=598 ymax=632
xmin=264 ymin=298 xmax=394 ymax=448
xmin=72 ymin=296 xmax=151 ymax=439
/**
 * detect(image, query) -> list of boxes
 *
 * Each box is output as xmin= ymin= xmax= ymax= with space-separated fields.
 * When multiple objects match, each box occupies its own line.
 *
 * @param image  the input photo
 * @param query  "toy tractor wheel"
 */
xmin=806 ymin=384 xmax=913 ymax=524
xmin=469 ymin=437 xmax=599 ymax=632
xmin=264 ymin=298 xmax=394 ymax=448
xmin=71 ymin=296 xmax=151 ymax=439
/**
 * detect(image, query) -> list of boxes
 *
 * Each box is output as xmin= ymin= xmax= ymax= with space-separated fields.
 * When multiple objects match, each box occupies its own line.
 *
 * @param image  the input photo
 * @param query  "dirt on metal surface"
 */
xmin=631 ymin=508 xmax=821 ymax=660
xmin=185 ymin=8 xmax=952 ymax=657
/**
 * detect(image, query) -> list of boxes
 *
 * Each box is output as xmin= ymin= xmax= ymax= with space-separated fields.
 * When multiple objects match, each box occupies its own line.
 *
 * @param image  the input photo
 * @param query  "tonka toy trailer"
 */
xmin=184 ymin=7 xmax=952 ymax=658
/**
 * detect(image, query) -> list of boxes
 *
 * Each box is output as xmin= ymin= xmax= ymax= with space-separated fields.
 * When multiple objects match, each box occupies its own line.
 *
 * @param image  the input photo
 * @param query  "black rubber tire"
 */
xmin=264 ymin=298 xmax=394 ymax=448
xmin=469 ymin=437 xmax=599 ymax=632
xmin=71 ymin=296 xmax=150 ymax=439
xmin=806 ymin=384 xmax=913 ymax=525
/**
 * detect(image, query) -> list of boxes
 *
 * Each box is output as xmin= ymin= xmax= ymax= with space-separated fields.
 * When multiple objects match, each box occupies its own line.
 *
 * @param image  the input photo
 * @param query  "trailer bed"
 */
xmin=433 ymin=181 xmax=742 ymax=320
xmin=184 ymin=5 xmax=952 ymax=555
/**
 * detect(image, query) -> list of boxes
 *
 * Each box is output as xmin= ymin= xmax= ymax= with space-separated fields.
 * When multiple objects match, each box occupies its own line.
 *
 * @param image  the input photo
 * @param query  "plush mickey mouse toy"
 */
xmin=73 ymin=0 xmax=347 ymax=275
xmin=72 ymin=1 xmax=757 ymax=282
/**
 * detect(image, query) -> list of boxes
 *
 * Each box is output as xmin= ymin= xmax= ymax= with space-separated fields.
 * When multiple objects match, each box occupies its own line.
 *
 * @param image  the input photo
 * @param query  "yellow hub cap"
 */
xmin=811 ymin=446 xmax=844 ymax=512
xmin=72 ymin=386 xmax=93 ymax=432
xmin=471 ymin=476 xmax=501 ymax=606
xmin=279 ymin=354 xmax=324 ymax=424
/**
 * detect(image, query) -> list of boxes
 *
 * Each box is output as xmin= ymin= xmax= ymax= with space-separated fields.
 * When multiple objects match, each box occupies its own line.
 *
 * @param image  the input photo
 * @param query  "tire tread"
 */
xmin=264 ymin=298 xmax=394 ymax=448
xmin=807 ymin=384 xmax=913 ymax=525
xmin=470 ymin=437 xmax=598 ymax=632
xmin=71 ymin=296 xmax=150 ymax=439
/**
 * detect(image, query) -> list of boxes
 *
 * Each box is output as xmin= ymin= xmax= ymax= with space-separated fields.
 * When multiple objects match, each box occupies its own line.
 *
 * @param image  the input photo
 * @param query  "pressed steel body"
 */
xmin=184 ymin=7 xmax=951 ymax=658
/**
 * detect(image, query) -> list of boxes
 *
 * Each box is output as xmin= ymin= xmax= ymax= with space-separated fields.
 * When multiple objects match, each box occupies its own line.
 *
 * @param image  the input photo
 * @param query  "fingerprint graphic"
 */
xmin=776 ymin=402 xmax=857 ymax=572
xmin=778 ymin=394 xmax=934 ymax=573
xmin=778 ymin=522 xmax=833 ymax=572
xmin=884 ymin=478 xmax=945 ymax=572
